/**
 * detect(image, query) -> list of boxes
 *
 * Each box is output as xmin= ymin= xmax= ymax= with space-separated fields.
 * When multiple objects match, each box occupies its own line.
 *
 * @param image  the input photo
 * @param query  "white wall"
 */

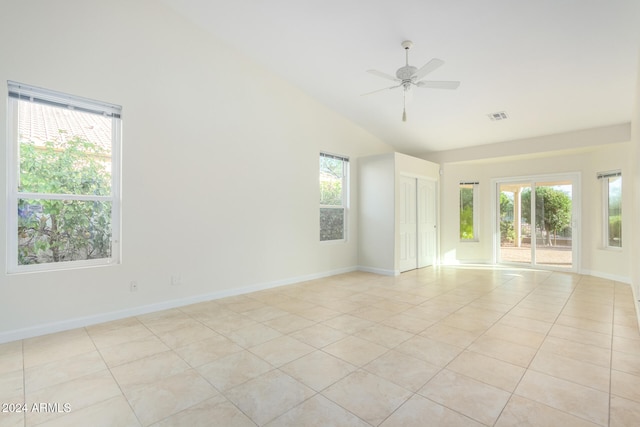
xmin=430 ymin=137 xmax=632 ymax=282
xmin=0 ymin=0 xmax=392 ymax=341
xmin=358 ymin=153 xmax=396 ymax=274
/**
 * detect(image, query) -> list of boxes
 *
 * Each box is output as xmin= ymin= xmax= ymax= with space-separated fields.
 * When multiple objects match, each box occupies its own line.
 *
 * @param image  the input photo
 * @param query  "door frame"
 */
xmin=491 ymin=172 xmax=581 ymax=273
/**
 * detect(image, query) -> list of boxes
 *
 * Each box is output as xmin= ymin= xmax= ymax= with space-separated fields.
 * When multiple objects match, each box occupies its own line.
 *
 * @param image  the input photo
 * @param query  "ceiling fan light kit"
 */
xmin=364 ymin=40 xmax=460 ymax=122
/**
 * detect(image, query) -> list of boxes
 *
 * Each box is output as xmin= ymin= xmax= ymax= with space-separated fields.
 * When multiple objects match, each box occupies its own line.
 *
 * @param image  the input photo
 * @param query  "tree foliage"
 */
xmin=459 ymin=186 xmax=474 ymax=240
xmin=18 ymin=136 xmax=112 ymax=265
xmin=521 ymin=187 xmax=571 ymax=245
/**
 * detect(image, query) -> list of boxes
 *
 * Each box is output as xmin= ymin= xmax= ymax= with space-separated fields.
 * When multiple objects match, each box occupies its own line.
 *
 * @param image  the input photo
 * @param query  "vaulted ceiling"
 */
xmin=161 ymin=0 xmax=640 ymax=156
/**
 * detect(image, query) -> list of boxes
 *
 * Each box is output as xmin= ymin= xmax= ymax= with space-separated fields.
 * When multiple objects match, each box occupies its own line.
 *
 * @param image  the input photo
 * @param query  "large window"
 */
xmin=599 ymin=171 xmax=622 ymax=248
xmin=319 ymin=152 xmax=348 ymax=241
xmin=7 ymin=81 xmax=122 ymax=272
xmin=460 ymin=182 xmax=478 ymax=241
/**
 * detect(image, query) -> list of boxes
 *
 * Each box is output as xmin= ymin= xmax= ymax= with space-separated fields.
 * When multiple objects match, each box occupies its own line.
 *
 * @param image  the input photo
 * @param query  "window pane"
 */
xmin=320 ymin=207 xmax=344 ymax=241
xmin=18 ymin=101 xmax=112 ymax=196
xmin=460 ymin=185 xmax=474 ymax=240
xmin=319 ymin=156 xmax=344 ymax=206
xmin=608 ymin=177 xmax=622 ymax=247
xmin=18 ymin=199 xmax=112 ymax=265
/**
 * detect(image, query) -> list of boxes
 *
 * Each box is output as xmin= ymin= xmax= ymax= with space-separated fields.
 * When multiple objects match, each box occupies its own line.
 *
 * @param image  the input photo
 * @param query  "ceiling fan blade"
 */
xmin=367 ymin=69 xmax=400 ymax=82
xmin=416 ymin=80 xmax=460 ymax=90
xmin=412 ymin=58 xmax=445 ymax=81
xmin=361 ymin=84 xmax=402 ymax=96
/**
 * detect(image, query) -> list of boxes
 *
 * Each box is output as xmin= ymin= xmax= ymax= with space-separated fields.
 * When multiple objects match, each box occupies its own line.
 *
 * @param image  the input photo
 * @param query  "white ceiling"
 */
xmin=161 ymin=0 xmax=640 ymax=155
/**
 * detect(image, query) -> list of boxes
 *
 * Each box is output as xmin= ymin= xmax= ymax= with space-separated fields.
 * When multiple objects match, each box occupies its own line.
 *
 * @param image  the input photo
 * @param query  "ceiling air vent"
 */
xmin=488 ymin=111 xmax=508 ymax=121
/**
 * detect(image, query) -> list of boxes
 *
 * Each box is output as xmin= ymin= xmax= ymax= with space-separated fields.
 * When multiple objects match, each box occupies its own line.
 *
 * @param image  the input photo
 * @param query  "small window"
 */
xmin=7 ymin=81 xmax=122 ymax=272
xmin=599 ymin=171 xmax=622 ymax=248
xmin=460 ymin=182 xmax=479 ymax=241
xmin=319 ymin=152 xmax=348 ymax=241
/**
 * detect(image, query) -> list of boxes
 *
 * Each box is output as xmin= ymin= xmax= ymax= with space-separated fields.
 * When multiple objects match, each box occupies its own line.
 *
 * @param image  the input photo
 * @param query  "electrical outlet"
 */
xmin=130 ymin=281 xmax=138 ymax=292
xmin=171 ymin=274 xmax=181 ymax=286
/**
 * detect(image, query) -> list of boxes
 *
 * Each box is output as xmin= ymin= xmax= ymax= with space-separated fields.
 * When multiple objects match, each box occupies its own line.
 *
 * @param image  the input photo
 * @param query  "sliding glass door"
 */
xmin=497 ymin=175 xmax=578 ymax=271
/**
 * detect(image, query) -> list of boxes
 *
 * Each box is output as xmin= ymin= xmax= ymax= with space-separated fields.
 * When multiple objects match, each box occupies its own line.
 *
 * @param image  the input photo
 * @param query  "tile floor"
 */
xmin=1 ymin=266 xmax=640 ymax=426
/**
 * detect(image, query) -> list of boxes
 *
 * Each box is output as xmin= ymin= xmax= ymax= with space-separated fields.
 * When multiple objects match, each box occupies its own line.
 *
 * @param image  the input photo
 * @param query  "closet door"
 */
xmin=399 ymin=176 xmax=418 ymax=272
xmin=418 ymin=179 xmax=436 ymax=268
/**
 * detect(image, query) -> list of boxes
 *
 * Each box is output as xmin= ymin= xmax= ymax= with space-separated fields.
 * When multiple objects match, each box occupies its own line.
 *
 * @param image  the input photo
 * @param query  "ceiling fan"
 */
xmin=363 ymin=40 xmax=460 ymax=122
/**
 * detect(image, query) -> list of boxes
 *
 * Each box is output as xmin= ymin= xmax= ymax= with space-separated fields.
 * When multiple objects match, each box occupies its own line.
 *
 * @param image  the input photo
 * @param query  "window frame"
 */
xmin=319 ymin=152 xmax=349 ymax=243
xmin=459 ymin=182 xmax=479 ymax=242
xmin=599 ymin=171 xmax=622 ymax=249
xmin=6 ymin=81 xmax=122 ymax=273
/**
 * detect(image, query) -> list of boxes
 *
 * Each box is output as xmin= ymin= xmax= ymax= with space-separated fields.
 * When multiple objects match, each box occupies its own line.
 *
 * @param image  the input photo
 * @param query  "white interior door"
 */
xmin=418 ymin=179 xmax=437 ymax=268
xmin=399 ymin=176 xmax=417 ymax=272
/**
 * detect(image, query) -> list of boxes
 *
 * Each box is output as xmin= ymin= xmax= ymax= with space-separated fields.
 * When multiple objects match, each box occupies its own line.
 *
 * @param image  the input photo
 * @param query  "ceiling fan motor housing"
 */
xmin=396 ymin=65 xmax=417 ymax=80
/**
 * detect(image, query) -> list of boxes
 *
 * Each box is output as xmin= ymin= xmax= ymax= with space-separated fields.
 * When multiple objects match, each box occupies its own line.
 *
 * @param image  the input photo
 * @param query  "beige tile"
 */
xmin=295 ymin=306 xmax=342 ymax=322
xmin=262 ymin=313 xmax=315 ymax=334
xmin=420 ymin=323 xmax=483 ymax=347
xmin=323 ymin=336 xmax=388 ymax=367
xmin=0 ymin=369 xmax=23 ymax=402
xmin=0 ymin=411 xmax=23 ymax=427
xmin=200 ymin=313 xmax=258 ymax=334
xmin=243 ymin=305 xmax=289 ymax=322
xmin=23 ymin=329 xmax=96 ymax=368
xmin=539 ymin=336 xmax=611 ymax=368
xmin=266 ymin=394 xmax=369 ymax=427
xmin=555 ymin=314 xmax=612 ymax=335
xmin=351 ymin=306 xmax=398 ymax=322
xmin=353 ymin=324 xmax=413 ymax=348
xmin=447 ymin=350 xmax=526 ymax=392
xmin=510 ymin=306 xmax=559 ymax=323
xmin=110 ymin=350 xmax=190 ymax=391
xmin=289 ymin=323 xmax=347 ymax=348
xmin=321 ymin=314 xmax=375 ymax=334
xmin=87 ymin=323 xmax=152 ymax=349
xmin=0 ymin=347 xmax=23 ymax=376
xmin=381 ymin=313 xmax=436 ymax=334
xmin=99 ymin=335 xmax=170 ymax=368
xmin=419 ymin=369 xmax=510 ymax=425
xmin=498 ymin=314 xmax=553 ymax=334
xmin=126 ymin=369 xmax=221 ymax=426
xmin=249 ymin=335 xmax=314 ymax=367
xmin=484 ymin=323 xmax=546 ymax=349
xmin=395 ymin=335 xmax=463 ymax=367
xmin=155 ymin=322 xmax=218 ymax=349
xmin=280 ymin=350 xmax=356 ymax=391
xmin=468 ymin=335 xmax=537 ymax=367
xmin=196 ymin=350 xmax=272 ymax=391
xmin=496 ymin=394 xmax=600 ymax=427
xmin=611 ymin=369 xmax=640 ymax=403
xmin=225 ymin=323 xmax=282 ymax=348
xmin=322 ymin=369 xmax=412 ymax=426
xmin=610 ymin=395 xmax=640 ymax=427
xmin=25 ymin=350 xmax=106 ymax=393
xmin=25 ymin=370 xmax=122 ymax=426
xmin=34 ymin=396 xmax=140 ymax=427
xmin=226 ymin=370 xmax=315 ymax=425
xmin=152 ymin=399 xmax=255 ymax=427
xmin=173 ymin=334 xmax=242 ymax=367
xmin=515 ymin=370 xmax=609 ymax=426
xmin=363 ymin=349 xmax=439 ymax=392
xmin=380 ymin=394 xmax=484 ymax=427
xmin=613 ymin=335 xmax=640 ymax=355
xmin=613 ymin=349 xmax=640 ymax=376
xmin=548 ymin=324 xmax=611 ymax=349
xmin=137 ymin=311 xmax=196 ymax=334
xmin=530 ymin=351 xmax=610 ymax=392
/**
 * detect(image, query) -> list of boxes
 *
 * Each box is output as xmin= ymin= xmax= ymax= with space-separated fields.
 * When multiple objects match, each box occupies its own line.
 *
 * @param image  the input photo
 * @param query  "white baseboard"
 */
xmin=579 ymin=269 xmax=632 ymax=284
xmin=0 ymin=266 xmax=359 ymax=344
xmin=357 ymin=265 xmax=399 ymax=276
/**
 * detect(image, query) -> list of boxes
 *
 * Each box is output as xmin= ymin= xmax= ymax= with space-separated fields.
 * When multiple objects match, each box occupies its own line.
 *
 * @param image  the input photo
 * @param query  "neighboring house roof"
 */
xmin=18 ymin=101 xmax=112 ymax=149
